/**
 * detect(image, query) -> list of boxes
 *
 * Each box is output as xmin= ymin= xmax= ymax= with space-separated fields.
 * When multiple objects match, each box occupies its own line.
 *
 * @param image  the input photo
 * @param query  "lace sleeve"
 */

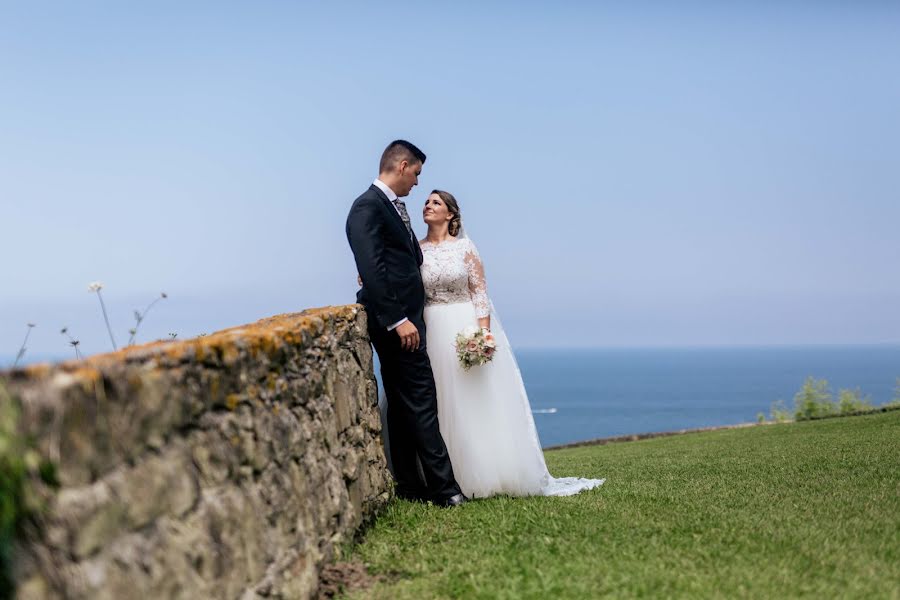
xmin=463 ymin=238 xmax=491 ymax=318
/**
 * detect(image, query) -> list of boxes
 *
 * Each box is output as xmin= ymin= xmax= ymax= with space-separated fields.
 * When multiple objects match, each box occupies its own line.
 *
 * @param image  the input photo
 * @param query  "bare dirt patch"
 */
xmin=316 ymin=560 xmax=380 ymax=599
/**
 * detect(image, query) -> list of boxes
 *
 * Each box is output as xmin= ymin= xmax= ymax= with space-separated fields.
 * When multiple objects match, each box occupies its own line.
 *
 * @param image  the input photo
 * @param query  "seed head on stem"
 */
xmin=60 ymin=327 xmax=83 ymax=360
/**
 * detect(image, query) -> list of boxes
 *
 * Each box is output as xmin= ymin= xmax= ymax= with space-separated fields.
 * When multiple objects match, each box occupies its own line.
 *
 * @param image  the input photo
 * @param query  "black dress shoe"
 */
xmin=437 ymin=493 xmax=468 ymax=508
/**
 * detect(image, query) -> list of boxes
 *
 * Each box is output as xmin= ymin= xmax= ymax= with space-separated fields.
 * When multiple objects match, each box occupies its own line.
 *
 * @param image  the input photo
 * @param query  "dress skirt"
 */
xmin=425 ymin=301 xmax=604 ymax=498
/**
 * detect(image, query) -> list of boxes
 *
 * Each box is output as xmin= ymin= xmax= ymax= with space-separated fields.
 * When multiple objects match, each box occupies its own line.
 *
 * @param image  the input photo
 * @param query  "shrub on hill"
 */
xmin=764 ymin=376 xmax=900 ymax=423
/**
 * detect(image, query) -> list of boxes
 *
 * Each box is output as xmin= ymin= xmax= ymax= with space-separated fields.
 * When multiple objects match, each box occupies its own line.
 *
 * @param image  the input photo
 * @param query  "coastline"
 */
xmin=544 ymin=403 xmax=900 ymax=451
xmin=544 ymin=421 xmax=762 ymax=451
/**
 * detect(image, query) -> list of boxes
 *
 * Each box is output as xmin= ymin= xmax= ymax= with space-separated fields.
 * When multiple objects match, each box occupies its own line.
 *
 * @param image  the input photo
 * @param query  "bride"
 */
xmin=418 ymin=190 xmax=605 ymax=498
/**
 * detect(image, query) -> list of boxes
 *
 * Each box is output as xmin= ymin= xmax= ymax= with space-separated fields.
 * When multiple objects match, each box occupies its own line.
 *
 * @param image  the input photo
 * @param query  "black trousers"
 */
xmin=369 ymin=321 xmax=462 ymax=502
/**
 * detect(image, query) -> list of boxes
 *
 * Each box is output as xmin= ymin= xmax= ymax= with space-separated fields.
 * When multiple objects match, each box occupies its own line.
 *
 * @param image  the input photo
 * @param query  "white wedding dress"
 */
xmin=420 ymin=234 xmax=605 ymax=498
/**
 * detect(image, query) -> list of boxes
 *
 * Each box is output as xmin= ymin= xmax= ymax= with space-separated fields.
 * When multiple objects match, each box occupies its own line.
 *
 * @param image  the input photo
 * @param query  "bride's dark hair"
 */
xmin=431 ymin=189 xmax=462 ymax=236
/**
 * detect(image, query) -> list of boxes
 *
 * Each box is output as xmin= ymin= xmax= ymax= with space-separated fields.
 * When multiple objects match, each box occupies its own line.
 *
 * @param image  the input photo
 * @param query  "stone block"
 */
xmin=55 ymin=482 xmax=127 ymax=559
xmin=332 ymin=378 xmax=353 ymax=432
xmin=109 ymin=446 xmax=198 ymax=529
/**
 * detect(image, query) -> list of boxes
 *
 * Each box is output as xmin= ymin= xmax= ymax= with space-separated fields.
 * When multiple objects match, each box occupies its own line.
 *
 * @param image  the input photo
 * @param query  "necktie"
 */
xmin=392 ymin=199 xmax=414 ymax=239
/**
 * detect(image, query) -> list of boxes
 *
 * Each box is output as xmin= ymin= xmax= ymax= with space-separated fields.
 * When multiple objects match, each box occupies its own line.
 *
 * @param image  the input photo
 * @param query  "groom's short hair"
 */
xmin=380 ymin=140 xmax=426 ymax=173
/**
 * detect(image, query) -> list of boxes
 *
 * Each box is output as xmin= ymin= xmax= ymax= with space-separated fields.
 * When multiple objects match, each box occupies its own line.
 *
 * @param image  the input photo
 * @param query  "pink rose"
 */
xmin=466 ymin=340 xmax=479 ymax=353
xmin=483 ymin=347 xmax=495 ymax=358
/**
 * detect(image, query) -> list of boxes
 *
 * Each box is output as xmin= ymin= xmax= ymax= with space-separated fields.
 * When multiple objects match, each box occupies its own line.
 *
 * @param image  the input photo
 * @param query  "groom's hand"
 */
xmin=395 ymin=321 xmax=420 ymax=352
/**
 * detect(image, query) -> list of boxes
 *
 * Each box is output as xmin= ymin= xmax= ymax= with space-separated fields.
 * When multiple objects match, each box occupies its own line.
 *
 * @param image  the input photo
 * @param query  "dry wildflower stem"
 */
xmin=88 ymin=282 xmax=117 ymax=351
xmin=13 ymin=323 xmax=36 ymax=368
xmin=128 ymin=292 xmax=168 ymax=346
xmin=96 ymin=290 xmax=117 ymax=350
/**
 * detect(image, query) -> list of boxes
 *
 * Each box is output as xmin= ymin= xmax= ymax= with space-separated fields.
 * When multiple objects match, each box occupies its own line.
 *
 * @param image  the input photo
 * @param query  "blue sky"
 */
xmin=2 ymin=2 xmax=899 ymax=361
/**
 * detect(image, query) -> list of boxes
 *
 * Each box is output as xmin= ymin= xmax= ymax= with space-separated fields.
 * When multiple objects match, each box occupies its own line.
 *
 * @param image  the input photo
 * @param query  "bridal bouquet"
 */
xmin=455 ymin=325 xmax=497 ymax=371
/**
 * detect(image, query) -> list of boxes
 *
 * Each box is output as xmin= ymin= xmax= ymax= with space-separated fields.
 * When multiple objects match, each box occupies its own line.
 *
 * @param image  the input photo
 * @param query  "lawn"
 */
xmin=343 ymin=410 xmax=900 ymax=599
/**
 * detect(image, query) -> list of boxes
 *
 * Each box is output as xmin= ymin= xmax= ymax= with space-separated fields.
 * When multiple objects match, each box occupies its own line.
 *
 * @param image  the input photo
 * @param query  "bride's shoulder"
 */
xmin=456 ymin=236 xmax=478 ymax=251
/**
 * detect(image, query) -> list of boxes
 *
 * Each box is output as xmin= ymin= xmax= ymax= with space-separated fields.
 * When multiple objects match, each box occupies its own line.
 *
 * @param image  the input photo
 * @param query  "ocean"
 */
xmin=5 ymin=346 xmax=899 ymax=449
xmin=517 ymin=346 xmax=900 ymax=447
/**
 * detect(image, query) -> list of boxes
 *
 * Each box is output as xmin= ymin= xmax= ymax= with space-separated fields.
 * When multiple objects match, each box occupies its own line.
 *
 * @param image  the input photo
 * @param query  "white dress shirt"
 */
xmin=373 ymin=178 xmax=410 ymax=332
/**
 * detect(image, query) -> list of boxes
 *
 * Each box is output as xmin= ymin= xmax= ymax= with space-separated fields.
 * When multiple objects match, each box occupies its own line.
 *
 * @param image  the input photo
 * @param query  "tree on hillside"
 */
xmin=794 ymin=377 xmax=833 ymax=420
xmin=837 ymin=389 xmax=872 ymax=414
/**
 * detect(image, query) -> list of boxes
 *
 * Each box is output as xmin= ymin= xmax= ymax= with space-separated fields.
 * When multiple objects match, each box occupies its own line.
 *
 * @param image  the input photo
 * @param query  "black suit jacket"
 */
xmin=346 ymin=185 xmax=426 ymax=333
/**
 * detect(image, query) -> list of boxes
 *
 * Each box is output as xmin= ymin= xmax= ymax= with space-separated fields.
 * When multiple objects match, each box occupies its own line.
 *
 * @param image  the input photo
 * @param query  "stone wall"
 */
xmin=2 ymin=305 xmax=392 ymax=599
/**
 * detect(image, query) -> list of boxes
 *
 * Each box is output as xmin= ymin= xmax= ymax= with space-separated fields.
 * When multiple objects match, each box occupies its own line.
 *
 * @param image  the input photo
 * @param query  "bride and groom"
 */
xmin=345 ymin=140 xmax=604 ymax=506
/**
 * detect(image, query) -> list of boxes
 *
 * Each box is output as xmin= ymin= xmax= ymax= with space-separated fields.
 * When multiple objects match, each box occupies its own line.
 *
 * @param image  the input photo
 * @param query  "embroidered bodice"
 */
xmin=420 ymin=237 xmax=491 ymax=318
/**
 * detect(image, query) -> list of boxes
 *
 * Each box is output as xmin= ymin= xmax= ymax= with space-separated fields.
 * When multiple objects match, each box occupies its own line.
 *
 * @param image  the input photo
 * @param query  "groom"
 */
xmin=345 ymin=140 xmax=466 ymax=507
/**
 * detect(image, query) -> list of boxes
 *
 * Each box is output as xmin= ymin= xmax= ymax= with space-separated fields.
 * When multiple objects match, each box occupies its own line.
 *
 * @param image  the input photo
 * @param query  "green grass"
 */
xmin=345 ymin=411 xmax=900 ymax=599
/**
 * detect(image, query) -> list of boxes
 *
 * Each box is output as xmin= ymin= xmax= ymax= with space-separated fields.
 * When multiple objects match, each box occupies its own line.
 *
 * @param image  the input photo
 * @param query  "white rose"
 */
xmin=463 ymin=325 xmax=479 ymax=337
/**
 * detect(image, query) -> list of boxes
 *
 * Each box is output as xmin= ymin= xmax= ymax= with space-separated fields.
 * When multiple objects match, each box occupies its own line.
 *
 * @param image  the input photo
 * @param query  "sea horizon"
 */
xmin=515 ymin=345 xmax=900 ymax=447
xmin=6 ymin=341 xmax=900 ymax=364
xmin=514 ymin=341 xmax=900 ymax=350
xmin=4 ymin=344 xmax=899 ymax=448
